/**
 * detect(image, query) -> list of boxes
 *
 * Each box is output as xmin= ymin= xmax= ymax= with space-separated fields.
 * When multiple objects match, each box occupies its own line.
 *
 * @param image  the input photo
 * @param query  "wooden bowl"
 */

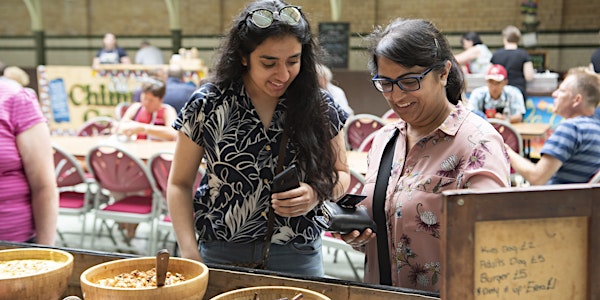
xmin=80 ymin=257 xmax=209 ymax=300
xmin=210 ymin=286 xmax=331 ymax=300
xmin=0 ymin=248 xmax=74 ymax=300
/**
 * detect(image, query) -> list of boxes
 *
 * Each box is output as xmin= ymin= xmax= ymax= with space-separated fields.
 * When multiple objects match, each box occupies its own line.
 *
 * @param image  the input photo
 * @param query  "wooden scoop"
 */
xmin=156 ymin=249 xmax=170 ymax=287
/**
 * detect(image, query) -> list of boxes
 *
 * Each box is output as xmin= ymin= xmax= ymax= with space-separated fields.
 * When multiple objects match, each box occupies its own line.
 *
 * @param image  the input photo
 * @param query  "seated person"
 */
xmin=163 ymin=64 xmax=197 ymax=113
xmin=117 ymin=79 xmax=177 ymax=141
xmin=467 ymin=64 xmax=525 ymax=123
xmin=3 ymin=66 xmax=30 ymax=87
xmin=316 ymin=64 xmax=354 ymax=116
xmin=114 ymin=79 xmax=177 ymax=240
xmin=506 ymin=67 xmax=600 ymax=185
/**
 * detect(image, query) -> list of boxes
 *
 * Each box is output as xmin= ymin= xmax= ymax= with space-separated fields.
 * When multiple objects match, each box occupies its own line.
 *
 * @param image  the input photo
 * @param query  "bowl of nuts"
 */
xmin=80 ymin=256 xmax=209 ymax=300
xmin=0 ymin=248 xmax=74 ymax=300
xmin=209 ymin=286 xmax=331 ymax=300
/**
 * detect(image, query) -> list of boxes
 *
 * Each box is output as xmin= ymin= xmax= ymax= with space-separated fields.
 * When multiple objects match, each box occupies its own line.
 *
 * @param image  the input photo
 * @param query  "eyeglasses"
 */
xmin=247 ymin=6 xmax=302 ymax=28
xmin=371 ymin=67 xmax=434 ymax=93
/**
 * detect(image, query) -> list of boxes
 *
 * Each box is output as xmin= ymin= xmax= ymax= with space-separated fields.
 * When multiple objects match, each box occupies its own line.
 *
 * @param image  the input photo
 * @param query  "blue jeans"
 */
xmin=200 ymin=237 xmax=324 ymax=277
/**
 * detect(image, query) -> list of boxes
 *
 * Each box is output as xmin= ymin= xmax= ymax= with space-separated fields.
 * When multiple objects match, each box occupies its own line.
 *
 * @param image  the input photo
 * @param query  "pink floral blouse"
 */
xmin=360 ymin=103 xmax=510 ymax=291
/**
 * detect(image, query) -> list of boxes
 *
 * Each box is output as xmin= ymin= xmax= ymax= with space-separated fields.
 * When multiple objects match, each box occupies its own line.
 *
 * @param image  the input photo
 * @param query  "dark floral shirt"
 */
xmin=173 ymin=80 xmax=347 ymax=245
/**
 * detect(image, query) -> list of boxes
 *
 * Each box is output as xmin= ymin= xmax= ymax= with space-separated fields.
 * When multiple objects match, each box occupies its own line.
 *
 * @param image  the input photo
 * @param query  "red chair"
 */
xmin=347 ymin=168 xmax=366 ymax=195
xmin=488 ymin=118 xmax=523 ymax=156
xmin=114 ymin=102 xmax=132 ymax=120
xmin=53 ymin=144 xmax=96 ymax=247
xmin=356 ymin=131 xmax=378 ymax=153
xmin=488 ymin=118 xmax=524 ymax=185
xmin=77 ymin=116 xmax=115 ymax=136
xmin=148 ymin=152 xmax=205 ymax=253
xmin=344 ymin=114 xmax=386 ymax=150
xmin=86 ymin=144 xmax=162 ymax=255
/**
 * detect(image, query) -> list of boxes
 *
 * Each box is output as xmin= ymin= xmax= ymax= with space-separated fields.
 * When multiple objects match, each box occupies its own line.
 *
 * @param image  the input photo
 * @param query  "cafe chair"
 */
xmin=114 ymin=102 xmax=132 ymax=120
xmin=344 ymin=113 xmax=386 ymax=150
xmin=86 ymin=144 xmax=162 ymax=255
xmin=321 ymin=232 xmax=364 ymax=281
xmin=347 ymin=168 xmax=366 ymax=195
xmin=321 ymin=167 xmax=366 ymax=281
xmin=76 ymin=116 xmax=115 ymax=136
xmin=53 ymin=144 xmax=97 ymax=248
xmin=488 ymin=118 xmax=524 ymax=156
xmin=589 ymin=169 xmax=600 ymax=184
xmin=148 ymin=151 xmax=205 ymax=255
xmin=356 ymin=131 xmax=378 ymax=153
xmin=488 ymin=118 xmax=525 ymax=185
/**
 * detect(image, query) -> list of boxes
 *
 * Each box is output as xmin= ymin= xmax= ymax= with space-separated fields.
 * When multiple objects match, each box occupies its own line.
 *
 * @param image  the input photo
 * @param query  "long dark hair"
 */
xmin=461 ymin=31 xmax=483 ymax=46
xmin=209 ymin=0 xmax=338 ymax=201
xmin=367 ymin=18 xmax=464 ymax=104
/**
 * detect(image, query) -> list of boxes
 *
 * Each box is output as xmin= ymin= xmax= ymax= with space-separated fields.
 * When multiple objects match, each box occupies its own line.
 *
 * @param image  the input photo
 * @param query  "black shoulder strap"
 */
xmin=372 ymin=129 xmax=399 ymax=285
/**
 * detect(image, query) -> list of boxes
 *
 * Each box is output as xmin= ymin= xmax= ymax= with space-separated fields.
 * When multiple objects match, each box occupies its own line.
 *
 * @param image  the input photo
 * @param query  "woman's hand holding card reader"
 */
xmin=315 ymin=194 xmax=377 ymax=234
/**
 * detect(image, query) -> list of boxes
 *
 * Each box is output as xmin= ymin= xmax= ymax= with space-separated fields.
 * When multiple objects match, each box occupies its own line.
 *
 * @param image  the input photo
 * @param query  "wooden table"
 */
xmin=511 ymin=122 xmax=552 ymax=159
xmin=51 ymin=135 xmax=176 ymax=160
xmin=511 ymin=122 xmax=551 ymax=140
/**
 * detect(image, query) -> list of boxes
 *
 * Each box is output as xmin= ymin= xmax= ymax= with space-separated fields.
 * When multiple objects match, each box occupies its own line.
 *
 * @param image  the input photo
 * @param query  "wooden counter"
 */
xmin=0 ymin=242 xmax=437 ymax=300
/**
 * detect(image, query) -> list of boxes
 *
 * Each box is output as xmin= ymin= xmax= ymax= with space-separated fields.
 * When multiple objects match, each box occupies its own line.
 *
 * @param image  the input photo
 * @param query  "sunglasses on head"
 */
xmin=247 ymin=6 xmax=302 ymax=28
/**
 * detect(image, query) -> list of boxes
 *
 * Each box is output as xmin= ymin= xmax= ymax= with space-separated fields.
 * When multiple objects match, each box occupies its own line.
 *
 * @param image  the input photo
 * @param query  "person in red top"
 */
xmin=118 ymin=79 xmax=178 ymax=141
xmin=114 ymin=79 xmax=177 ymax=240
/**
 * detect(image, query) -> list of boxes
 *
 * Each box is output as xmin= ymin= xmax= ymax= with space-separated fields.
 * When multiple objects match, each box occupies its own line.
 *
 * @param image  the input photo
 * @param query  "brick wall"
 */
xmin=1 ymin=0 xmax=599 ymax=117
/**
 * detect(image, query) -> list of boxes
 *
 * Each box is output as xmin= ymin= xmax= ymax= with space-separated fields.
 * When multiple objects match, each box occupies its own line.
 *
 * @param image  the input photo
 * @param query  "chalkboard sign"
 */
xmin=474 ymin=217 xmax=587 ymax=299
xmin=318 ymin=22 xmax=349 ymax=69
xmin=441 ymin=184 xmax=600 ymax=300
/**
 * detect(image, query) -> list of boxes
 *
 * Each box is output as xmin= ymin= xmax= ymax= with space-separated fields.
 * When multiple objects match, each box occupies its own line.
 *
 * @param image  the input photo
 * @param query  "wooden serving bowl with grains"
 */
xmin=0 ymin=248 xmax=74 ymax=300
xmin=210 ymin=286 xmax=331 ymax=300
xmin=80 ymin=256 xmax=209 ymax=300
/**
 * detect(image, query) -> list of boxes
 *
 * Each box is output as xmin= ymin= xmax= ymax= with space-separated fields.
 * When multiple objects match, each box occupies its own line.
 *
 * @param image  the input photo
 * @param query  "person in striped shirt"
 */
xmin=506 ymin=67 xmax=600 ymax=184
xmin=0 ymin=76 xmax=58 ymax=245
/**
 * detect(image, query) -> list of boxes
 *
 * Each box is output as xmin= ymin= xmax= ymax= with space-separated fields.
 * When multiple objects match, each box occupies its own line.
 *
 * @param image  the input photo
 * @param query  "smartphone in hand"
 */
xmin=272 ymin=164 xmax=300 ymax=193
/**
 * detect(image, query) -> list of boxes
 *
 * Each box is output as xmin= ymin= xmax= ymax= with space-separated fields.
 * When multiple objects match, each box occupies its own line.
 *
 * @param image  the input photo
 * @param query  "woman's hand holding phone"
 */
xmin=271 ymin=165 xmax=319 ymax=217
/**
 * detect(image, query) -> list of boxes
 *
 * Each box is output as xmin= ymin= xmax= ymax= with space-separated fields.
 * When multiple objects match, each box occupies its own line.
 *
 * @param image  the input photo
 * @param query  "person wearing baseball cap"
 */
xmin=467 ymin=64 xmax=526 ymax=123
xmin=506 ymin=67 xmax=600 ymax=185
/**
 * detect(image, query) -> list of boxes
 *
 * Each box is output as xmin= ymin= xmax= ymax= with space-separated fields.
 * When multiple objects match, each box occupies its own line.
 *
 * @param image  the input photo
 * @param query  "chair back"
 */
xmin=53 ymin=144 xmax=89 ymax=188
xmin=148 ymin=151 xmax=205 ymax=200
xmin=347 ymin=169 xmax=366 ymax=195
xmin=115 ymin=102 xmax=132 ymax=120
xmin=344 ymin=114 xmax=386 ymax=150
xmin=149 ymin=152 xmax=173 ymax=199
xmin=86 ymin=145 xmax=156 ymax=193
xmin=356 ymin=131 xmax=378 ymax=152
xmin=488 ymin=118 xmax=524 ymax=156
xmin=77 ymin=116 xmax=114 ymax=136
xmin=590 ymin=169 xmax=600 ymax=184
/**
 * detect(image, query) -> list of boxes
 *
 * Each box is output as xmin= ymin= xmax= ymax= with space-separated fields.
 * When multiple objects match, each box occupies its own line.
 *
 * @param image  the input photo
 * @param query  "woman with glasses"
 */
xmin=167 ymin=0 xmax=349 ymax=276
xmin=332 ymin=19 xmax=510 ymax=291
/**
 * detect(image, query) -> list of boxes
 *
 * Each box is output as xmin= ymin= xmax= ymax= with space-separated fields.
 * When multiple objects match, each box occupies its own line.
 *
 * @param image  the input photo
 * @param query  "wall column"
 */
xmin=24 ymin=0 xmax=45 ymax=65
xmin=165 ymin=0 xmax=182 ymax=55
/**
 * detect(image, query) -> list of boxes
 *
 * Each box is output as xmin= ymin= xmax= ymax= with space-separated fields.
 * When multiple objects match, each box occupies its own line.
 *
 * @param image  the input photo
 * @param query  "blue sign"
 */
xmin=48 ymin=78 xmax=70 ymax=123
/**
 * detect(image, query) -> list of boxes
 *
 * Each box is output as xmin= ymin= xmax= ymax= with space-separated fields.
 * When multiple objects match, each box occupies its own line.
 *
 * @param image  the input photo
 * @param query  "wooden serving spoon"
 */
xmin=156 ymin=249 xmax=170 ymax=287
